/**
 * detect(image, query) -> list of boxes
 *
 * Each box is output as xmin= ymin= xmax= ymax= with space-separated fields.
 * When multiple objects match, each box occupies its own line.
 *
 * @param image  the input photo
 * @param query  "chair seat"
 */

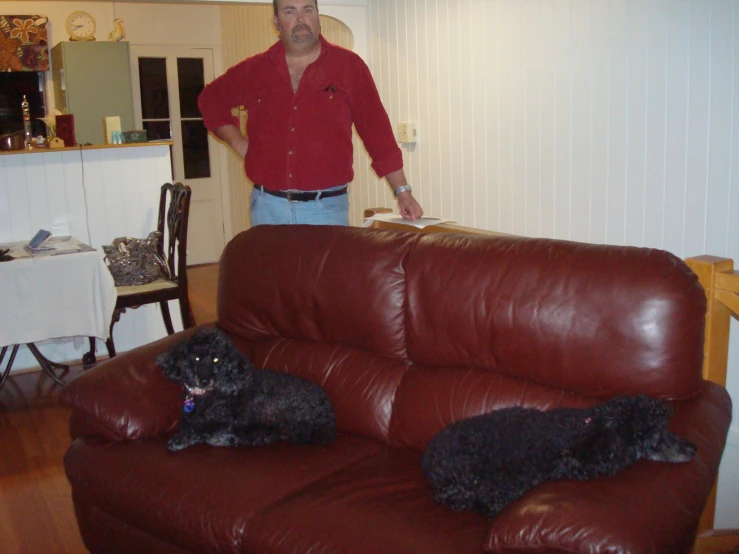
xmin=116 ymin=278 xmax=178 ymax=297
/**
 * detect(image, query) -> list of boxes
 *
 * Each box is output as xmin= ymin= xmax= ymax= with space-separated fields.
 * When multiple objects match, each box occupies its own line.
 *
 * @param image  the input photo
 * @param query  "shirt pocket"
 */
xmin=314 ymin=82 xmax=351 ymax=128
xmin=245 ymin=88 xmax=279 ymax=135
xmin=246 ymin=88 xmax=277 ymax=112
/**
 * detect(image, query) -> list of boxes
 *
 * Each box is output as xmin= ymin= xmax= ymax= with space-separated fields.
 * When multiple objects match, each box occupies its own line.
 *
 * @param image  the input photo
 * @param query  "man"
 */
xmin=198 ymin=0 xmax=423 ymax=226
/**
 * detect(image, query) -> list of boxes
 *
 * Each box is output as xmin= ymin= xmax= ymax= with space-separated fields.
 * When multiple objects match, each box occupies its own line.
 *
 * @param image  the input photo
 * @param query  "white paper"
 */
xmin=363 ymin=212 xmax=456 ymax=229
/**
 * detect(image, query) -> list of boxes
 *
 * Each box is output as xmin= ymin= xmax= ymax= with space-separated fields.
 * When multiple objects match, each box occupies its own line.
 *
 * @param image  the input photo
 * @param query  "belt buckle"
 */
xmin=286 ymin=191 xmax=298 ymax=203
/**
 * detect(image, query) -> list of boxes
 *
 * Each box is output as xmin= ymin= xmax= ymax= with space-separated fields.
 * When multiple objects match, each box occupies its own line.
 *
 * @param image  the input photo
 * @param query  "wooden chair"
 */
xmin=87 ymin=182 xmax=196 ymax=363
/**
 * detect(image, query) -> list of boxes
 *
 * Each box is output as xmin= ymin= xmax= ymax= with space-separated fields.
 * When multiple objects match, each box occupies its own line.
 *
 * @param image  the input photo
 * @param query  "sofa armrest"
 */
xmin=482 ymin=382 xmax=732 ymax=554
xmin=60 ymin=326 xmax=207 ymax=442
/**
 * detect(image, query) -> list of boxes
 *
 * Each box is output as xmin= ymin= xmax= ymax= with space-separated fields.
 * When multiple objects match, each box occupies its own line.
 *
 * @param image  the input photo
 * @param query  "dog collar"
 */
xmin=185 ymin=384 xmax=214 ymax=396
xmin=182 ymin=384 xmax=214 ymax=413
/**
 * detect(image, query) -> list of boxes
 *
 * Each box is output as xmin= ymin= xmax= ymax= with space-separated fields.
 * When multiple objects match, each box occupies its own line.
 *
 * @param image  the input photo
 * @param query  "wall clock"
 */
xmin=66 ymin=11 xmax=97 ymax=41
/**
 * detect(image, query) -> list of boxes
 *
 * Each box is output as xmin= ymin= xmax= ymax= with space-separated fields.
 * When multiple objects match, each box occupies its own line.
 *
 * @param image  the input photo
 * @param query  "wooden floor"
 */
xmin=0 ymin=264 xmax=219 ymax=554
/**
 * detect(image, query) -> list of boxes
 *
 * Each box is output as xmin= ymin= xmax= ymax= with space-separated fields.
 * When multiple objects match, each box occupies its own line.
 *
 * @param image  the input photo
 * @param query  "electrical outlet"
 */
xmin=397 ymin=122 xmax=417 ymax=144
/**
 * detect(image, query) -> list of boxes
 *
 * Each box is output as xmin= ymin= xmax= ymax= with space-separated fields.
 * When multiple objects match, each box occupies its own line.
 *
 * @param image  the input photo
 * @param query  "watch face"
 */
xmin=67 ymin=11 xmax=95 ymax=40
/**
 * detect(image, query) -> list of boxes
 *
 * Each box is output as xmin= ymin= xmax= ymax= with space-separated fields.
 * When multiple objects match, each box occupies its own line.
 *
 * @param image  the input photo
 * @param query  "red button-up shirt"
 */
xmin=198 ymin=36 xmax=403 ymax=192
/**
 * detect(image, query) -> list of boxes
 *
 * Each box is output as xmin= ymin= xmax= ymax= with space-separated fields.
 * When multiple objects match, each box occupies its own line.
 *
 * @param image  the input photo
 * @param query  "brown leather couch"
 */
xmin=61 ymin=225 xmax=732 ymax=554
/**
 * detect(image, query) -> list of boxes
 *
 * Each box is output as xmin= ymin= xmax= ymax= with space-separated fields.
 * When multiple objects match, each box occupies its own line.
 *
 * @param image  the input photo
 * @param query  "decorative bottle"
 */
xmin=21 ymin=95 xmax=32 ymax=148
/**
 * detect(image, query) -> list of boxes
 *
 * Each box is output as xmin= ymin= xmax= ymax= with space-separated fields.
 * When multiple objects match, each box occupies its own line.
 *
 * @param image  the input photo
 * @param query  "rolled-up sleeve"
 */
xmin=350 ymin=60 xmax=403 ymax=178
xmin=198 ymin=59 xmax=251 ymax=132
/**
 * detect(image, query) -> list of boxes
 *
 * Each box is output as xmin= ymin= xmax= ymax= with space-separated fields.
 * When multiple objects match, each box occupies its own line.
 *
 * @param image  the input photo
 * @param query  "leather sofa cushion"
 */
xmin=239 ymin=338 xmax=410 ymax=443
xmin=218 ymin=226 xmax=419 ymax=361
xmin=388 ymin=365 xmax=592 ymax=450
xmin=243 ymin=448 xmax=493 ymax=554
xmin=71 ymin=493 xmax=191 ymax=554
xmin=64 ymin=434 xmax=385 ymax=553
xmin=405 ymin=233 xmax=706 ymax=399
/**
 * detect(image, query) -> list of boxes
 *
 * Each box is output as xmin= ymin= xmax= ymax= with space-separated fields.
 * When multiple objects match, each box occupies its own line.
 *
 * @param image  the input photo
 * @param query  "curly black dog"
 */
xmin=157 ymin=328 xmax=336 ymax=451
xmin=422 ymin=394 xmax=697 ymax=518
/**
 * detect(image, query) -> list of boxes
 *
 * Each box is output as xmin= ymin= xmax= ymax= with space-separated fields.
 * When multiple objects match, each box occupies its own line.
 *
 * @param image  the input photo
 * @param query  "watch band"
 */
xmin=394 ymin=185 xmax=412 ymax=196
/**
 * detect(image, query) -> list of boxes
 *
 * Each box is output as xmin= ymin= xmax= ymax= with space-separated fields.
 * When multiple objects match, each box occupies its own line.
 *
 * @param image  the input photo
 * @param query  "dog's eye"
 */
xmin=213 ymin=357 xmax=219 ymax=363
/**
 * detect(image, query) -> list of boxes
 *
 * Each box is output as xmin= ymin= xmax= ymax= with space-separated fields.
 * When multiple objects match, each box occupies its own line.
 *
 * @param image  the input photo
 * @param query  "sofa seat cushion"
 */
xmin=64 ymin=433 xmax=385 ymax=553
xmin=243 ymin=448 xmax=492 ymax=554
xmin=70 ymin=492 xmax=192 ymax=554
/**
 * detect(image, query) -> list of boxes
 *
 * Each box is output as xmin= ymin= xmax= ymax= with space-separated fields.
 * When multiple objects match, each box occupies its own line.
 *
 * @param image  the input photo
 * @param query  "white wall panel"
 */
xmin=538 ymin=0 xmax=557 ymax=239
xmin=624 ymin=2 xmax=648 ymax=247
xmin=685 ymin=3 xmax=712 ymax=258
xmin=588 ymin=2 xmax=610 ymax=244
xmin=570 ymin=0 xmax=592 ymax=243
xmin=643 ymin=1 xmax=669 ymax=249
xmin=663 ymin=3 xmax=691 ymax=256
xmin=469 ymin=2 xmax=486 ymax=230
xmin=362 ymin=0 xmax=739 ymax=527
xmin=552 ymin=0 xmax=571 ymax=240
xmin=705 ymin=2 xmax=734 ymax=256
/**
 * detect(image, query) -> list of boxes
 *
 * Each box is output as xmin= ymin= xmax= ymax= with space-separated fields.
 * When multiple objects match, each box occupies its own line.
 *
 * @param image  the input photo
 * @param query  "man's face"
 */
xmin=274 ymin=0 xmax=320 ymax=47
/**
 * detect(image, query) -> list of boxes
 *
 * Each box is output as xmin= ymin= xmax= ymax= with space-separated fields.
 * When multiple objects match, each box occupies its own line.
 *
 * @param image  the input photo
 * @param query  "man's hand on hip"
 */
xmin=215 ymin=124 xmax=249 ymax=159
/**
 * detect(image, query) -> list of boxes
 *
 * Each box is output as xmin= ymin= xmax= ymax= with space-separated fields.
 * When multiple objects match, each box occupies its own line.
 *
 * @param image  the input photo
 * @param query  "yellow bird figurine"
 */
xmin=108 ymin=18 xmax=125 ymax=41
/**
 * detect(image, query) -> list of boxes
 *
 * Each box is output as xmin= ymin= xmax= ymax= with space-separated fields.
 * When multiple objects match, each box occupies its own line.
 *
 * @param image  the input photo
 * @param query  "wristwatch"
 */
xmin=394 ymin=185 xmax=412 ymax=196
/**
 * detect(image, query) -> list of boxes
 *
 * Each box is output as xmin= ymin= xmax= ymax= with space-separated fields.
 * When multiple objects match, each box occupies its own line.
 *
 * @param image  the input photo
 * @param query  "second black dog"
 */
xmin=157 ymin=328 xmax=336 ymax=451
xmin=422 ymin=394 xmax=697 ymax=517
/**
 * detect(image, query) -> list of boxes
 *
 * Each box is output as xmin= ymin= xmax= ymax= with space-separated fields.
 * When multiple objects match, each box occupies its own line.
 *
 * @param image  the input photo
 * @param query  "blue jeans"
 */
xmin=249 ymin=184 xmax=350 ymax=226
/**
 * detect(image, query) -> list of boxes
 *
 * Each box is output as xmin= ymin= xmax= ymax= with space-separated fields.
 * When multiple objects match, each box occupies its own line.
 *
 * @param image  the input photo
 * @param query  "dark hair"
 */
xmin=273 ymin=0 xmax=318 ymax=16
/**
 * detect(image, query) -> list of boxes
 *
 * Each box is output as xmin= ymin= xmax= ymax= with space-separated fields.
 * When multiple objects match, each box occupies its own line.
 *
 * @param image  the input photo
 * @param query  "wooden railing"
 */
xmin=684 ymin=255 xmax=738 ymax=547
xmin=365 ymin=209 xmax=738 ymax=548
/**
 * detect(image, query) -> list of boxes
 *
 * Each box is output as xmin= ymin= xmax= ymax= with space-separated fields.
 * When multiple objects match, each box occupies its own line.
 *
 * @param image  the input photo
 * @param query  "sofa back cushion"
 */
xmin=403 ymin=233 xmax=706 ymax=399
xmin=390 ymin=233 xmax=706 ymax=450
xmin=218 ymin=226 xmax=706 ymax=447
xmin=219 ymin=225 xmax=418 ymax=361
xmin=388 ymin=365 xmax=593 ymax=450
xmin=237 ymin=337 xmax=410 ymax=444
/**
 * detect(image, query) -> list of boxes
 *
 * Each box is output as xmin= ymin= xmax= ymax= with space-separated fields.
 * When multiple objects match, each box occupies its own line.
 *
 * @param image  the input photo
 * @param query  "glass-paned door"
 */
xmin=130 ymin=46 xmax=224 ymax=265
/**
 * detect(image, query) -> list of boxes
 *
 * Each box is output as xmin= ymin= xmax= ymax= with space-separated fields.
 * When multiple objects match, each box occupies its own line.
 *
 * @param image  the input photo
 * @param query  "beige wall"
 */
xmin=0 ymin=2 xmax=221 ymax=48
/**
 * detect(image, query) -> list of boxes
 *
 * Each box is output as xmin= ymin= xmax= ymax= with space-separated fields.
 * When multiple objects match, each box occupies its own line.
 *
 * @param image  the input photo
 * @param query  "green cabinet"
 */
xmin=51 ymin=41 xmax=134 ymax=145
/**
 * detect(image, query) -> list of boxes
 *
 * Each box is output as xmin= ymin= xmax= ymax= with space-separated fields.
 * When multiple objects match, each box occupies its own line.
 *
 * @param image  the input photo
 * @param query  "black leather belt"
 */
xmin=254 ymin=184 xmax=347 ymax=202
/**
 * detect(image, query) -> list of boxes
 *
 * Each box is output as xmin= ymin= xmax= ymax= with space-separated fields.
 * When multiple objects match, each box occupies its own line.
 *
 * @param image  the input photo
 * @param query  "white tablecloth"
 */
xmin=0 ymin=240 xmax=117 ymax=348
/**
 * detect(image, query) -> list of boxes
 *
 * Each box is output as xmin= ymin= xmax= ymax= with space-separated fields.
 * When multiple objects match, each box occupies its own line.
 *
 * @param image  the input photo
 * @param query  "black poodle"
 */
xmin=157 ymin=328 xmax=336 ymax=451
xmin=421 ymin=394 xmax=697 ymax=518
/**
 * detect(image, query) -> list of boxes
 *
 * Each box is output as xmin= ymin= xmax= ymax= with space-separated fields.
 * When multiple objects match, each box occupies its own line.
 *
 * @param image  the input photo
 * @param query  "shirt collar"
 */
xmin=267 ymin=34 xmax=332 ymax=61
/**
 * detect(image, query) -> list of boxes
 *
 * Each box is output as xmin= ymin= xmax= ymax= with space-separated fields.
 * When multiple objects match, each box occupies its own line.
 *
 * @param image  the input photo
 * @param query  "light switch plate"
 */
xmin=397 ymin=122 xmax=417 ymax=144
